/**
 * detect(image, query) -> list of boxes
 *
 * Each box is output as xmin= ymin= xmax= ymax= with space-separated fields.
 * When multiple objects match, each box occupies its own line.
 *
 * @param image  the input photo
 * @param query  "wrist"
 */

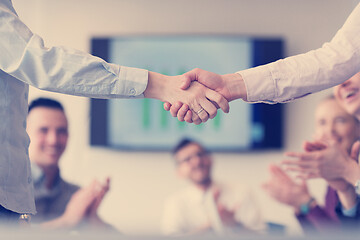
xmin=337 ymin=187 xmax=357 ymax=210
xmin=222 ymin=73 xmax=247 ymax=101
xmin=143 ymin=71 xmax=166 ymax=101
xmin=344 ymin=160 xmax=360 ymax=186
xmin=294 ymin=195 xmax=315 ymax=214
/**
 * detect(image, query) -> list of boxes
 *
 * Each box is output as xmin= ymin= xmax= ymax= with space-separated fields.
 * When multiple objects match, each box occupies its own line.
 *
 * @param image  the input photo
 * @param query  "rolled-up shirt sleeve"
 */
xmin=238 ymin=3 xmax=360 ymax=103
xmin=0 ymin=2 xmax=148 ymax=98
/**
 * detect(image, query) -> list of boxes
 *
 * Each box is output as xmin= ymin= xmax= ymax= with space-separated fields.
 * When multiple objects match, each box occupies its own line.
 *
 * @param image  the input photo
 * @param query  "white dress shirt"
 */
xmin=0 ymin=0 xmax=148 ymax=214
xmin=161 ymin=183 xmax=265 ymax=236
xmin=238 ymin=3 xmax=360 ymax=103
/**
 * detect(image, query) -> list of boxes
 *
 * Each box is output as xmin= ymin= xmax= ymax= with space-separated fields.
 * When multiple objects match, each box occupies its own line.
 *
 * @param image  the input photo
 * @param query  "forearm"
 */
xmin=143 ymin=71 xmax=167 ymax=101
xmin=0 ymin=4 xmax=148 ymax=98
xmin=238 ymin=3 xmax=360 ymax=103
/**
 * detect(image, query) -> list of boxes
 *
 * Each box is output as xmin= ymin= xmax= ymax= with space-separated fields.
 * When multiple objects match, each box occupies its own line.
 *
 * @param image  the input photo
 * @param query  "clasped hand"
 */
xmin=145 ymin=68 xmax=246 ymax=125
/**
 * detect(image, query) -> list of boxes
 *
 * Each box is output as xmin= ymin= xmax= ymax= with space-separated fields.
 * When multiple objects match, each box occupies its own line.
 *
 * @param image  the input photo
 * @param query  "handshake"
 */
xmin=144 ymin=68 xmax=248 ymax=125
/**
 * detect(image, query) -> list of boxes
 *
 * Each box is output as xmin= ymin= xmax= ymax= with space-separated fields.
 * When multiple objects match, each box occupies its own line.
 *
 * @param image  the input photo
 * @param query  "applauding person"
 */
xmin=28 ymin=98 xmax=113 ymax=230
xmin=162 ymin=139 xmax=265 ymax=236
xmin=265 ymin=95 xmax=360 ymax=233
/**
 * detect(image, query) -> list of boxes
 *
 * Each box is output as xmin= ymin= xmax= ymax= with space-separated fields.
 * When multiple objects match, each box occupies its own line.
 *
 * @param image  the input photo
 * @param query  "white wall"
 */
xmin=12 ymin=0 xmax=359 ymax=235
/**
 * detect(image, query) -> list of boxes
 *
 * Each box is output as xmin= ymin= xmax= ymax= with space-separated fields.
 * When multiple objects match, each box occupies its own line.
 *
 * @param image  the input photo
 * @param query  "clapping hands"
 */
xmin=262 ymin=164 xmax=313 ymax=211
xmin=42 ymin=178 xmax=111 ymax=229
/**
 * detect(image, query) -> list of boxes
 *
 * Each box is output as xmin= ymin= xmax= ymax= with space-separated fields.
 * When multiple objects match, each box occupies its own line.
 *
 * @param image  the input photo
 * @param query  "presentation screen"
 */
xmin=90 ymin=35 xmax=283 ymax=151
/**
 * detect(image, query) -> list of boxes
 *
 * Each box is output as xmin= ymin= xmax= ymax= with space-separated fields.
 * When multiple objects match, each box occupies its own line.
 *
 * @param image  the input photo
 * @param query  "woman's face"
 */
xmin=314 ymin=98 xmax=360 ymax=153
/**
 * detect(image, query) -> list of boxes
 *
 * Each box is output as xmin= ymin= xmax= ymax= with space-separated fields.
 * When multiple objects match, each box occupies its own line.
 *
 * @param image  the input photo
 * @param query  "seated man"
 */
xmin=27 ymin=97 xmax=111 ymax=229
xmin=161 ymin=139 xmax=265 ymax=236
xmin=263 ymin=95 xmax=360 ymax=234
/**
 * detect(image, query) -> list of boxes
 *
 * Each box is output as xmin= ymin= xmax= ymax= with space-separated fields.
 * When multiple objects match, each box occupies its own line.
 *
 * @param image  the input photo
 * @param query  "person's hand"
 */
xmin=41 ymin=179 xmax=109 ymax=229
xmin=144 ymin=72 xmax=229 ymax=124
xmin=282 ymin=141 xmax=360 ymax=184
xmin=181 ymin=68 xmax=247 ymax=102
xmin=163 ymin=101 xmax=195 ymax=123
xmin=212 ymin=188 xmax=238 ymax=227
xmin=41 ymin=180 xmax=99 ymax=229
xmin=302 ymin=140 xmax=327 ymax=152
xmin=181 ymin=69 xmax=233 ymax=101
xmin=285 ymin=139 xmax=360 ymax=212
xmin=87 ymin=177 xmax=110 ymax=219
xmin=164 ymin=69 xmax=247 ymax=123
xmin=85 ymin=178 xmax=114 ymax=230
xmin=303 ymin=140 xmax=359 ymax=210
xmin=84 ymin=178 xmax=114 ymax=229
xmin=262 ymin=164 xmax=313 ymax=212
xmin=178 ymin=81 xmax=229 ymax=124
xmin=217 ymin=204 xmax=238 ymax=227
xmin=302 ymin=140 xmax=353 ymax=192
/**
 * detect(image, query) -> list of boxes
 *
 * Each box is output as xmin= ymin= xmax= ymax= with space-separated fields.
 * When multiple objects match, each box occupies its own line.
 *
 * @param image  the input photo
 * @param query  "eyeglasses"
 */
xmin=176 ymin=151 xmax=209 ymax=165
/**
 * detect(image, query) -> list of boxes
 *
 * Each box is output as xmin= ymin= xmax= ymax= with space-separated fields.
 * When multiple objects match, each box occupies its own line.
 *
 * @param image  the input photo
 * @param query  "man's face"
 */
xmin=334 ymin=72 xmax=360 ymax=118
xmin=175 ymin=143 xmax=212 ymax=185
xmin=314 ymin=98 xmax=360 ymax=153
xmin=27 ymin=107 xmax=68 ymax=168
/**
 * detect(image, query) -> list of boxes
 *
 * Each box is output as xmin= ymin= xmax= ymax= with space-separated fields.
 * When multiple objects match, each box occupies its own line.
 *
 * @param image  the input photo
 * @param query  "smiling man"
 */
xmin=27 ymin=98 xmax=112 ymax=230
xmin=28 ymin=99 xmax=69 ymax=176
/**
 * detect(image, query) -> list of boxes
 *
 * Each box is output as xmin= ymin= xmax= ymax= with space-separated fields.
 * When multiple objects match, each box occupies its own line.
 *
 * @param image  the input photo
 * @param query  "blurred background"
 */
xmin=13 ymin=0 xmax=359 ymax=236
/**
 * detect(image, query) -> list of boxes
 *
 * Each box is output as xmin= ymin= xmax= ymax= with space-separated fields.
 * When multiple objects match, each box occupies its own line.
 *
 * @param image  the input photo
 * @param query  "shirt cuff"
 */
xmin=237 ymin=65 xmax=276 ymax=103
xmin=109 ymin=64 xmax=148 ymax=98
xmin=341 ymin=201 xmax=358 ymax=217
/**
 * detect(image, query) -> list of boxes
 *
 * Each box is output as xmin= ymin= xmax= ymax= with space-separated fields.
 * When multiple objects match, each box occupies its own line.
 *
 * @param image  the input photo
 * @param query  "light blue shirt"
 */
xmin=0 ymin=0 xmax=148 ymax=214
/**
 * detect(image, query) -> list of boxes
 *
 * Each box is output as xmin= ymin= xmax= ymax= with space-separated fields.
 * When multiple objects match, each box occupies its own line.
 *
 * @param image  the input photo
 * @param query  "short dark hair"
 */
xmin=28 ymin=98 xmax=64 ymax=113
xmin=172 ymin=138 xmax=195 ymax=155
xmin=172 ymin=138 xmax=208 ymax=155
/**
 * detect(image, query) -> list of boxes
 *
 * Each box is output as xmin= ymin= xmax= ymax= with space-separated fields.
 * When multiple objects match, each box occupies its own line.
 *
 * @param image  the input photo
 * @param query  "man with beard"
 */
xmin=161 ymin=139 xmax=265 ymax=236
